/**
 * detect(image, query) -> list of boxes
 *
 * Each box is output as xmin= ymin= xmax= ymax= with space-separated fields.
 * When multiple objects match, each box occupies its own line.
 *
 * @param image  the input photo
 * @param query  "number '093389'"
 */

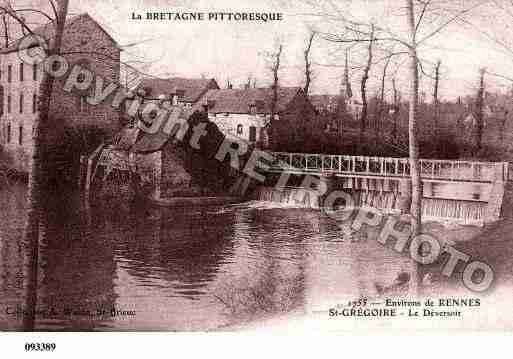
xmin=24 ymin=343 xmax=56 ymax=352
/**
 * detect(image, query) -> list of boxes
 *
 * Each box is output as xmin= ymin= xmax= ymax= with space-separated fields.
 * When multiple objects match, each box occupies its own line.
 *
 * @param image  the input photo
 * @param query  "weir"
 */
xmin=259 ymin=152 xmax=510 ymax=224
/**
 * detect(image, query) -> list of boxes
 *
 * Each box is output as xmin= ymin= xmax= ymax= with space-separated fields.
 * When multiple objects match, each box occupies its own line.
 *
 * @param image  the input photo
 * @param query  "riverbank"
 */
xmin=218 ymin=184 xmax=513 ymax=332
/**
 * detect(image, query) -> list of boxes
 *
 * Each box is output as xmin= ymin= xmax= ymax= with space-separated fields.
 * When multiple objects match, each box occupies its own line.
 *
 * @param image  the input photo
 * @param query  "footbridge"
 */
xmin=262 ymin=152 xmax=509 ymax=223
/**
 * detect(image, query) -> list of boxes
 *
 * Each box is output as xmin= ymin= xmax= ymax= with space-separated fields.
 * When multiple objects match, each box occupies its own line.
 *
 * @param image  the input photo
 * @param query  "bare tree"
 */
xmin=405 ymin=0 xmax=422 ymax=236
xmin=245 ymin=74 xmax=252 ymax=89
xmin=303 ymin=31 xmax=316 ymax=96
xmin=0 ymin=0 xmax=70 ymax=331
xmin=474 ymin=68 xmax=486 ymax=153
xmin=312 ymin=0 xmax=482 ymax=231
xmin=360 ymin=23 xmax=375 ymax=137
xmin=433 ymin=59 xmax=441 ymax=142
xmin=391 ymin=78 xmax=400 ymax=143
xmin=500 ymin=108 xmax=508 ymax=144
xmin=269 ymin=43 xmax=283 ymax=123
xmin=375 ymin=54 xmax=392 ymax=135
xmin=260 ymin=41 xmax=284 ymax=148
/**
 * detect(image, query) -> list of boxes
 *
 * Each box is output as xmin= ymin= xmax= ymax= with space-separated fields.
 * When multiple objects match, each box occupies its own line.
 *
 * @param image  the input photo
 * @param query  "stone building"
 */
xmin=135 ymin=77 xmax=219 ymax=109
xmin=197 ymin=87 xmax=317 ymax=148
xmin=93 ymin=108 xmax=233 ymax=200
xmin=0 ymin=13 xmax=121 ymax=173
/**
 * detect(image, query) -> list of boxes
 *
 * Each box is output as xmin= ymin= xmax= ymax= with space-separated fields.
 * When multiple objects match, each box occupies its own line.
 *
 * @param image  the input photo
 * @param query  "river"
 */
xmin=0 ymin=183 xmax=512 ymax=331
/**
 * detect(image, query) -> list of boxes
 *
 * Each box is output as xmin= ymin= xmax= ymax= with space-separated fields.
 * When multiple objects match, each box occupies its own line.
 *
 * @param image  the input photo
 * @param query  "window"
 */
xmin=33 ymin=64 xmax=37 ymax=81
xmin=249 ymin=126 xmax=257 ymax=142
xmin=19 ymin=94 xmax=23 ymax=113
xmin=7 ymin=95 xmax=11 ymax=113
xmin=18 ymin=126 xmax=23 ymax=145
xmin=7 ymin=65 xmax=11 ymax=83
xmin=236 ymin=124 xmax=243 ymax=135
xmin=7 ymin=123 xmax=10 ymax=143
xmin=33 ymin=93 xmax=37 ymax=113
xmin=19 ymin=63 xmax=24 ymax=82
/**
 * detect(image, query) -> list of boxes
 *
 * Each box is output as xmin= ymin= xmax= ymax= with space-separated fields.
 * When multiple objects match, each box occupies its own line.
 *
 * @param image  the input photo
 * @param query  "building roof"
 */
xmin=1 ymin=13 xmax=119 ymax=54
xmin=198 ymin=87 xmax=303 ymax=114
xmin=137 ymin=77 xmax=219 ymax=103
xmin=131 ymin=106 xmax=192 ymax=153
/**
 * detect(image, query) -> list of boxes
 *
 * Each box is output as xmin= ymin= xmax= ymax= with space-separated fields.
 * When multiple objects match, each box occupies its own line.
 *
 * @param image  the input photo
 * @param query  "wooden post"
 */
xmin=85 ymin=158 xmax=93 ymax=198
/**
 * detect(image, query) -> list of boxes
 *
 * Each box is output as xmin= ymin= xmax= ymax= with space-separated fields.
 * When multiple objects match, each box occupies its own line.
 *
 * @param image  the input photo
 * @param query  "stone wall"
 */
xmin=0 ymin=14 xmax=121 ymax=173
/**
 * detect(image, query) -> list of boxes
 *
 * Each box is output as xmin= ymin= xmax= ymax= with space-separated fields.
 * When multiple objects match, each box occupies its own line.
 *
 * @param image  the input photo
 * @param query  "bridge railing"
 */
xmin=269 ymin=152 xmax=497 ymax=182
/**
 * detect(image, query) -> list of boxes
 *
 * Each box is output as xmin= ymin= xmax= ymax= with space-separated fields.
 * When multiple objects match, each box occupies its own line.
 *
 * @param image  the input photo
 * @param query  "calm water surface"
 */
xmin=1 ymin=183 xmax=512 ymax=331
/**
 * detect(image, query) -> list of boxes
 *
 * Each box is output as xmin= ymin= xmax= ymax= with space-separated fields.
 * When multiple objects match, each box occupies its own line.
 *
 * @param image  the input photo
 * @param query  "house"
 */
xmin=0 ymin=13 xmax=121 ymax=173
xmin=309 ymin=94 xmax=362 ymax=119
xmin=345 ymin=97 xmax=363 ymax=120
xmin=96 ymin=108 xmax=232 ymax=199
xmin=135 ymin=77 xmax=219 ymax=109
xmin=197 ymin=87 xmax=317 ymax=146
xmin=309 ymin=94 xmax=339 ymax=115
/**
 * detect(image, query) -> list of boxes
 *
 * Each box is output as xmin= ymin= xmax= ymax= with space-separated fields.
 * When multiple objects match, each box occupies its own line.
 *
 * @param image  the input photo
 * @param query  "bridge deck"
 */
xmin=268 ymin=152 xmax=507 ymax=183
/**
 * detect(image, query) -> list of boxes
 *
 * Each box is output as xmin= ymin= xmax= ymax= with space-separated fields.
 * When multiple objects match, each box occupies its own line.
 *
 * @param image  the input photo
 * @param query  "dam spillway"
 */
xmin=257 ymin=152 xmax=509 ymax=224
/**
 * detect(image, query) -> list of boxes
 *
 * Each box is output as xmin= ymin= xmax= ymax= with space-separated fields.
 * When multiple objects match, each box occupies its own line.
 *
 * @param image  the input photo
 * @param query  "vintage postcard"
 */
xmin=0 ymin=0 xmax=512 ymax=346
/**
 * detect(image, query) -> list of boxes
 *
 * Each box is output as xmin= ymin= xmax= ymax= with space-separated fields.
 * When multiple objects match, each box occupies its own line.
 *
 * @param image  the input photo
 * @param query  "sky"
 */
xmin=8 ymin=0 xmax=513 ymax=102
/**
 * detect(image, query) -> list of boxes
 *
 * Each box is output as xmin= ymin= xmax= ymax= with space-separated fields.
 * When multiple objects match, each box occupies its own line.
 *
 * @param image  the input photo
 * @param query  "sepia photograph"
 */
xmin=0 ymin=1 xmax=513 ymax=350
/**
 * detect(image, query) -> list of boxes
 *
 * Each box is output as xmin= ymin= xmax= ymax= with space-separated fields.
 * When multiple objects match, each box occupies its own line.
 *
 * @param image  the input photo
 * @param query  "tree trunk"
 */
xmin=475 ymin=68 xmax=485 ymax=153
xmin=22 ymin=0 xmax=69 ymax=331
xmin=500 ymin=110 xmax=508 ymax=144
xmin=303 ymin=32 xmax=315 ymax=96
xmin=433 ymin=60 xmax=441 ymax=150
xmin=376 ymin=56 xmax=391 ymax=137
xmin=269 ymin=44 xmax=282 ymax=149
xmin=360 ymin=24 xmax=374 ymax=147
xmin=405 ymin=0 xmax=422 ymax=237
xmin=392 ymin=78 xmax=399 ymax=141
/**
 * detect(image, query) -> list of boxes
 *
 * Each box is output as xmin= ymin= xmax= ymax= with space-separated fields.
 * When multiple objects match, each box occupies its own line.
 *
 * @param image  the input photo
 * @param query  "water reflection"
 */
xmin=1 ymin=185 xmax=509 ymax=331
xmin=0 ymin=185 xmax=28 ymax=330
